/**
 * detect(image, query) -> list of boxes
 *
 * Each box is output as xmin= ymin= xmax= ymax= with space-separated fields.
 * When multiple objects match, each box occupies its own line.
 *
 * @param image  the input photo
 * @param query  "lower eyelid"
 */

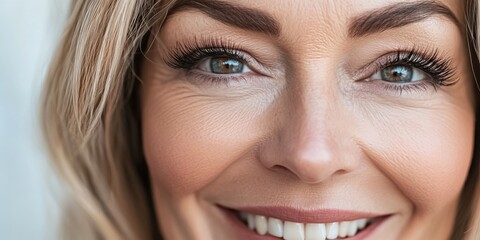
xmin=184 ymin=70 xmax=271 ymax=88
xmin=354 ymin=80 xmax=439 ymax=98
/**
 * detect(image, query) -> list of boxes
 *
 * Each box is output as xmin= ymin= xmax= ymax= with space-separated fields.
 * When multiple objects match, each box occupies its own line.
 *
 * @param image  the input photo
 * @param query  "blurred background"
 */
xmin=0 ymin=0 xmax=70 ymax=239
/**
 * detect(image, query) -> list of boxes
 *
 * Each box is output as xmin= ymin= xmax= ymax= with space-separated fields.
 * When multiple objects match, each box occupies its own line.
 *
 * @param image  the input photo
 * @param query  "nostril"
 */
xmin=268 ymin=163 xmax=348 ymax=184
xmin=269 ymin=164 xmax=316 ymax=182
xmin=269 ymin=165 xmax=291 ymax=174
xmin=270 ymin=165 xmax=290 ymax=172
xmin=268 ymin=165 xmax=302 ymax=180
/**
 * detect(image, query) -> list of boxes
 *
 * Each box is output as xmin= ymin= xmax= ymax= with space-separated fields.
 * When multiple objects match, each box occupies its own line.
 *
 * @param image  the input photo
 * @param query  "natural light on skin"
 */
xmin=140 ymin=0 xmax=476 ymax=239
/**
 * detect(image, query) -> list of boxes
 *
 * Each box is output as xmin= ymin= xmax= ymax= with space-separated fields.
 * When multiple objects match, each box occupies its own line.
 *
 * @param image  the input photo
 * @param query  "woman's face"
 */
xmin=140 ymin=0 xmax=476 ymax=239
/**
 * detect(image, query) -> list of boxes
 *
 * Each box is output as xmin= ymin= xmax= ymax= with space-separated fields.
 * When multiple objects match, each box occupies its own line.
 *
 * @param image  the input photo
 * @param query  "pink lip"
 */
xmin=223 ymin=205 xmax=385 ymax=223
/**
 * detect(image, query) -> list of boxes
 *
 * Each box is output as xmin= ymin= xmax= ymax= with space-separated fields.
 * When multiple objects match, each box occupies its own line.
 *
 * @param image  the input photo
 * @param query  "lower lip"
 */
xmin=220 ymin=206 xmax=389 ymax=240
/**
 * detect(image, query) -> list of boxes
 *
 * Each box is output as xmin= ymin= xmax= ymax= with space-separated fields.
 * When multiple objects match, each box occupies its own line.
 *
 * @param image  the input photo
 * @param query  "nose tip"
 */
xmin=258 ymin=134 xmax=352 ymax=184
xmin=282 ymin=147 xmax=343 ymax=183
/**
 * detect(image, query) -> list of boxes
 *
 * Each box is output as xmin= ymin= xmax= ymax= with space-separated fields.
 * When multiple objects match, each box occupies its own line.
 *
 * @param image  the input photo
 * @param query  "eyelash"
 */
xmin=166 ymin=38 xmax=250 ymax=70
xmin=165 ymin=39 xmax=457 ymax=93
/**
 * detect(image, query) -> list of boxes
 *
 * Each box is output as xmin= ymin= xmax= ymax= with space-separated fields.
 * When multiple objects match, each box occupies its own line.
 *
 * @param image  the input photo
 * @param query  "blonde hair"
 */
xmin=42 ymin=0 xmax=480 ymax=239
xmin=42 ymin=0 xmax=176 ymax=239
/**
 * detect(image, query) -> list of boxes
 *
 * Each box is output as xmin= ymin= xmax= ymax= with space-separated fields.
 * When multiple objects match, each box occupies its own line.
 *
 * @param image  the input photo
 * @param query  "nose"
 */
xmin=257 ymin=74 xmax=358 ymax=184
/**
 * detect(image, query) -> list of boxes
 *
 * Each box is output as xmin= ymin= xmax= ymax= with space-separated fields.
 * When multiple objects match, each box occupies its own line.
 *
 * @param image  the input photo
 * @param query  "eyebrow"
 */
xmin=348 ymin=1 xmax=461 ymax=37
xmin=168 ymin=0 xmax=460 ymax=39
xmin=168 ymin=0 xmax=280 ymax=37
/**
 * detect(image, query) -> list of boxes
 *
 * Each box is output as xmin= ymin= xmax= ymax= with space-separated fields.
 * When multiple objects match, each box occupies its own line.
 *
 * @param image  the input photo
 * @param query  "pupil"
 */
xmin=210 ymin=57 xmax=243 ymax=74
xmin=381 ymin=65 xmax=413 ymax=83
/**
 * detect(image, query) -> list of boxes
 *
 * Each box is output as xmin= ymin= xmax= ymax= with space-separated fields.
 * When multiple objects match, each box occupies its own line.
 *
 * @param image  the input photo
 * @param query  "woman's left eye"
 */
xmin=370 ymin=64 xmax=428 ymax=83
xmin=197 ymin=57 xmax=252 ymax=74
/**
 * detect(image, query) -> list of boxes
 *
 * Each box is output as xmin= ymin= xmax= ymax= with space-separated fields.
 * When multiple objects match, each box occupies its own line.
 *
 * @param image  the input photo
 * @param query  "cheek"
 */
xmin=361 ymin=102 xmax=475 ymax=212
xmin=140 ymin=82 xmax=268 ymax=196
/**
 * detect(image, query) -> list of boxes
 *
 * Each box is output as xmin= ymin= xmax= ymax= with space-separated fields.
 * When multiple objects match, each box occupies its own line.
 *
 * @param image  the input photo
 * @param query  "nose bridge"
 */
xmin=287 ymin=77 xmax=342 ymax=178
xmin=258 ymin=63 xmax=355 ymax=184
xmin=288 ymin=59 xmax=340 ymax=133
xmin=287 ymin=75 xmax=335 ymax=152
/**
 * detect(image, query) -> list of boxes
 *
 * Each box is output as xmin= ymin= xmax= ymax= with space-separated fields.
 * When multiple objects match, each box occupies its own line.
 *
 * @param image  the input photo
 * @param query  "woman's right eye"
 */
xmin=197 ymin=57 xmax=252 ymax=75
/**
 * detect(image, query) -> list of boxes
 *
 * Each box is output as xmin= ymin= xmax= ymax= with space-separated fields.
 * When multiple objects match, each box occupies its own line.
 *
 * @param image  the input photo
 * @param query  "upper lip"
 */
xmin=223 ymin=205 xmax=386 ymax=223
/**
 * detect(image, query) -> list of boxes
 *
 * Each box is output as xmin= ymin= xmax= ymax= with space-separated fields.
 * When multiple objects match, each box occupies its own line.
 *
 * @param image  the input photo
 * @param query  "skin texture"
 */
xmin=140 ymin=0 xmax=476 ymax=239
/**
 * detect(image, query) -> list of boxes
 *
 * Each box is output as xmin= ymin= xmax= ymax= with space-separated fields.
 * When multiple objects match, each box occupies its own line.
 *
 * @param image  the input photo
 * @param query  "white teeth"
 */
xmin=338 ymin=221 xmax=349 ymax=238
xmin=240 ymin=212 xmax=372 ymax=239
xmin=305 ymin=223 xmax=326 ymax=240
xmin=284 ymin=221 xmax=305 ymax=240
xmin=357 ymin=219 xmax=367 ymax=229
xmin=326 ymin=222 xmax=339 ymax=239
xmin=255 ymin=215 xmax=268 ymax=235
xmin=348 ymin=221 xmax=358 ymax=237
xmin=268 ymin=217 xmax=284 ymax=237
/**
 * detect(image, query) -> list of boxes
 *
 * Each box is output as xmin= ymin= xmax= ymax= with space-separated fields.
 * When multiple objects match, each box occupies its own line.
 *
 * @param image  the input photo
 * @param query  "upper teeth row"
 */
xmin=240 ymin=212 xmax=371 ymax=240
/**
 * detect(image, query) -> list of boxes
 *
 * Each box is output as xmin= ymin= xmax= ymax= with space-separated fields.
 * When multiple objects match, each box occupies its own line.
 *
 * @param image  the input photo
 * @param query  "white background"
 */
xmin=0 ymin=0 xmax=70 ymax=239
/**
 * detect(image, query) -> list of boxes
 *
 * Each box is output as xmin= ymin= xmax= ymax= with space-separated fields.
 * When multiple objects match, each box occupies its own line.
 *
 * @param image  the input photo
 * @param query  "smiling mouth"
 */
xmin=226 ymin=207 xmax=386 ymax=240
